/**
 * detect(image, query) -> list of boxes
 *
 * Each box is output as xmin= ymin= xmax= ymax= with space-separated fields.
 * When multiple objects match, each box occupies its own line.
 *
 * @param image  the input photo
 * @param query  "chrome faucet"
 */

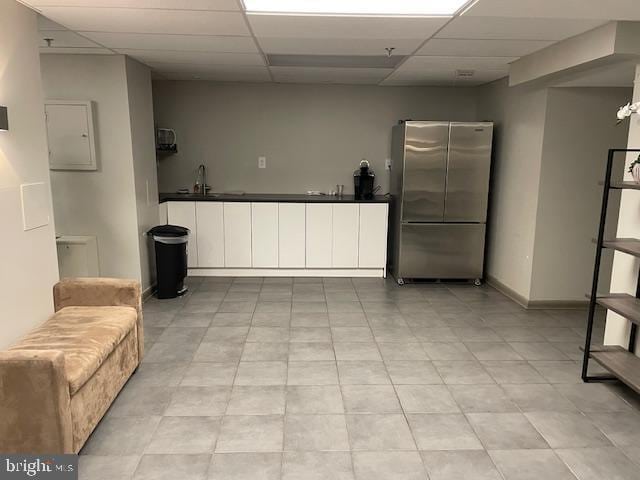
xmin=196 ymin=164 xmax=207 ymax=195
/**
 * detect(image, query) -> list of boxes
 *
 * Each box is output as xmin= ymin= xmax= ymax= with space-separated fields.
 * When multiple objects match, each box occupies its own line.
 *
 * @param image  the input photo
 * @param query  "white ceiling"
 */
xmin=24 ymin=0 xmax=640 ymax=86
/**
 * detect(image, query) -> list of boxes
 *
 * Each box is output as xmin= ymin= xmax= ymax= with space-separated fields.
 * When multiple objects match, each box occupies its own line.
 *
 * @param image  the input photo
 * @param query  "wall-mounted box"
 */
xmin=0 ymin=106 xmax=8 ymax=131
xmin=45 ymin=100 xmax=97 ymax=171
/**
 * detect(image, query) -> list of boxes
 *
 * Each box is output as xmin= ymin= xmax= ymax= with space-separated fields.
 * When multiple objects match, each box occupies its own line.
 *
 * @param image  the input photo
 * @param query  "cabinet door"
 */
xmin=306 ymin=204 xmax=332 ymax=268
xmin=252 ymin=203 xmax=278 ymax=268
xmin=196 ymin=202 xmax=224 ymax=267
xmin=46 ymin=101 xmax=97 ymax=170
xmin=279 ymin=203 xmax=305 ymax=268
xmin=359 ymin=204 xmax=388 ymax=268
xmin=167 ymin=202 xmax=197 ymax=268
xmin=332 ymin=204 xmax=359 ymax=268
xmin=224 ymin=202 xmax=252 ymax=267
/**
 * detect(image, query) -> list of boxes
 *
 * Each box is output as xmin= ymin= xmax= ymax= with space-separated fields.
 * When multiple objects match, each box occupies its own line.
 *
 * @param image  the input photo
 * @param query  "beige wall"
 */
xmin=152 ymin=81 xmax=480 ymax=195
xmin=0 ymin=1 xmax=59 ymax=348
xmin=41 ymin=54 xmax=144 ymax=287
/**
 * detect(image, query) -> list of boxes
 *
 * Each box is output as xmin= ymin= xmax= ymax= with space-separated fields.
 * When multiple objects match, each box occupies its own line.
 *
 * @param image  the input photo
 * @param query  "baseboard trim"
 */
xmin=188 ymin=268 xmax=385 ymax=278
xmin=142 ymin=285 xmax=155 ymax=301
xmin=486 ymin=275 xmax=588 ymax=310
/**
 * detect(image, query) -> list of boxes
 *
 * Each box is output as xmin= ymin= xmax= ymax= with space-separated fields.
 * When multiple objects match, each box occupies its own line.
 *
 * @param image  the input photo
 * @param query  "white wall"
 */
xmin=0 ymin=1 xmax=59 ymax=348
xmin=531 ymin=87 xmax=629 ymax=302
xmin=152 ymin=81 xmax=480 ymax=195
xmin=478 ymin=79 xmax=549 ymax=302
xmin=41 ymin=54 xmax=143 ymax=284
xmin=125 ymin=56 xmax=159 ymax=290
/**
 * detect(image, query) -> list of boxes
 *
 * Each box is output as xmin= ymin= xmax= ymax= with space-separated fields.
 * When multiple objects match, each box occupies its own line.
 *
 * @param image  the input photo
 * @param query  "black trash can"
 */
xmin=148 ymin=224 xmax=190 ymax=299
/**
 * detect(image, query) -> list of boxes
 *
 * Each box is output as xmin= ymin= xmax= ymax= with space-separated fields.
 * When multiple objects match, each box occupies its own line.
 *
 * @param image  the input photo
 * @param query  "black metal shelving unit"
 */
xmin=583 ymin=148 xmax=640 ymax=394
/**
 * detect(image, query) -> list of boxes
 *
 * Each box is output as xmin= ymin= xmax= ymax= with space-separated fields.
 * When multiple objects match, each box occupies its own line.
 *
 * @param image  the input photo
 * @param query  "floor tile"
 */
xmin=422 ymin=342 xmax=474 ymax=360
xmin=524 ymin=412 xmax=611 ymax=448
xmin=433 ymin=361 xmax=495 ymax=385
xmin=385 ymin=361 xmax=442 ymax=384
xmin=171 ymin=313 xmax=214 ymax=327
xmin=508 ymin=342 xmax=568 ymax=360
xmin=78 ymin=455 xmax=140 ymax=480
xmin=333 ymin=342 xmax=382 ymax=361
xmin=353 ymin=451 xmax=426 ymax=480
xmin=252 ymin=313 xmax=291 ymax=328
xmin=107 ymin=385 xmax=173 ymax=417
xmin=337 ymin=361 xmax=390 ymax=385
xmin=291 ymin=312 xmax=329 ymax=327
xmin=247 ymin=327 xmax=290 ymax=342
xmin=378 ymin=343 xmax=429 ymax=361
xmin=156 ymin=327 xmax=207 ymax=344
xmin=290 ymin=327 xmax=332 ymax=342
xmin=181 ymin=363 xmax=237 ymax=386
xmin=466 ymin=342 xmax=523 ymax=361
xmin=226 ymin=386 xmax=286 ymax=415
xmin=587 ymin=411 xmax=640 ymax=446
xmin=466 ymin=413 xmax=548 ymax=449
xmin=489 ymin=449 xmax=577 ymax=480
xmin=555 ymin=384 xmax=632 ymax=412
xmin=346 ymin=414 xmax=416 ymax=450
xmin=286 ymin=386 xmax=344 ymax=414
xmin=528 ymin=361 xmax=582 ymax=383
xmin=406 ymin=414 xmax=482 ymax=451
xmin=502 ymin=384 xmax=577 ymax=412
xmin=144 ymin=342 xmax=198 ymax=363
xmin=165 ymin=386 xmax=231 ymax=416
xmin=395 ymin=385 xmax=460 ymax=413
xmin=288 ymin=342 xmax=335 ymax=361
xmin=555 ymin=447 xmax=640 ymax=480
xmin=331 ymin=327 xmax=374 ymax=343
xmin=288 ymin=361 xmax=339 ymax=385
xmin=241 ymin=342 xmax=289 ymax=361
xmin=421 ymin=450 xmax=502 ymax=480
xmin=482 ymin=361 xmax=547 ymax=384
xmin=283 ymin=452 xmax=354 ymax=480
xmin=209 ymin=453 xmax=282 ymax=480
xmin=194 ymin=343 xmax=244 ymax=363
xmin=448 ymin=385 xmax=519 ymax=413
xmin=82 ymin=416 xmax=160 ymax=455
xmin=211 ymin=313 xmax=253 ymax=327
xmin=146 ymin=416 xmax=221 ymax=454
xmin=204 ymin=327 xmax=249 ymax=343
xmin=216 ymin=415 xmax=284 ymax=452
xmin=235 ymin=362 xmax=287 ymax=386
xmin=329 ymin=312 xmax=368 ymax=326
xmin=133 ymin=454 xmax=210 ymax=480
xmin=341 ymin=385 xmax=402 ymax=413
xmin=284 ymin=414 xmax=350 ymax=451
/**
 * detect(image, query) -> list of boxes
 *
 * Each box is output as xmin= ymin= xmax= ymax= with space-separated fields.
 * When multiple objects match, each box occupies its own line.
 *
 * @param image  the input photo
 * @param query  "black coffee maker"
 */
xmin=354 ymin=159 xmax=375 ymax=200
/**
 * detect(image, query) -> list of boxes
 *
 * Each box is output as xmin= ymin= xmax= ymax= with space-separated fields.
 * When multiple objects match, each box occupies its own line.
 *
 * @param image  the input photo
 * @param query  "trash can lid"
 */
xmin=148 ymin=224 xmax=190 ymax=237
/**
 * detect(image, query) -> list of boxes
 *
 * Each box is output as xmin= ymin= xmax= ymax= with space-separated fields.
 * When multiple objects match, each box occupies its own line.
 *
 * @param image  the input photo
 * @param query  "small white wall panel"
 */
xmin=332 ymin=203 xmax=359 ymax=268
xmin=279 ymin=203 xmax=305 ymax=268
xmin=196 ymin=202 xmax=225 ymax=268
xmin=46 ymin=100 xmax=97 ymax=170
xmin=224 ymin=202 xmax=252 ymax=267
xmin=20 ymin=182 xmax=50 ymax=231
xmin=359 ymin=204 xmax=389 ymax=268
xmin=306 ymin=204 xmax=332 ymax=268
xmin=167 ymin=201 xmax=198 ymax=267
xmin=252 ymin=202 xmax=279 ymax=268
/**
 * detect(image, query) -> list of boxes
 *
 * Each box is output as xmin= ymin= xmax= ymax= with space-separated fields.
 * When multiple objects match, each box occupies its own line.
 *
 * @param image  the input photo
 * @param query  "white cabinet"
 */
xmin=167 ymin=202 xmax=198 ymax=268
xmin=359 ymin=204 xmax=389 ymax=268
xmin=252 ymin=203 xmax=278 ymax=268
xmin=332 ymin=204 xmax=360 ymax=268
xmin=279 ymin=203 xmax=306 ymax=268
xmin=196 ymin=202 xmax=224 ymax=267
xmin=224 ymin=202 xmax=252 ymax=267
xmin=45 ymin=100 xmax=97 ymax=171
xmin=306 ymin=204 xmax=333 ymax=268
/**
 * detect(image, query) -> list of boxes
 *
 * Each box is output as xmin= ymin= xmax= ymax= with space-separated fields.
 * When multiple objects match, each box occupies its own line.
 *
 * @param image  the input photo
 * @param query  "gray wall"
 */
xmin=152 ymin=81 xmax=480 ymax=194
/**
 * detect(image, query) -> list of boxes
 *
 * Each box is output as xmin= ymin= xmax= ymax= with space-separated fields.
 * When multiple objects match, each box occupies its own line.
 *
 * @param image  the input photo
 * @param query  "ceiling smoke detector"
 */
xmin=455 ymin=69 xmax=475 ymax=78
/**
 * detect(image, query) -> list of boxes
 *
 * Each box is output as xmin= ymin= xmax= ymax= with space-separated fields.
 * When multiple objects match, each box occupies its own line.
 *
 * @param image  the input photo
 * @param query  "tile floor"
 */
xmin=79 ymin=277 xmax=640 ymax=480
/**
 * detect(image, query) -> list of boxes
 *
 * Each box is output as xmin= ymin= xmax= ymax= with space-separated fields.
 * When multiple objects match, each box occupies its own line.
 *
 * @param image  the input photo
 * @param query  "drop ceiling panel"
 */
xmin=40 ymin=47 xmax=114 ymax=55
xmin=271 ymin=66 xmax=393 ymax=84
xmin=436 ymin=16 xmax=606 ymax=40
xmin=383 ymin=69 xmax=506 ymax=86
xmin=257 ymin=37 xmax=421 ymax=56
xmin=39 ymin=30 xmax=102 ymax=48
xmin=80 ymin=32 xmax=258 ymax=53
xmin=37 ymin=15 xmax=67 ymax=31
xmin=249 ymin=14 xmax=449 ymax=39
xmin=148 ymin=63 xmax=271 ymax=81
xmin=25 ymin=0 xmax=239 ymax=10
xmin=417 ymin=38 xmax=553 ymax=57
xmin=464 ymin=0 xmax=640 ymax=20
xmin=37 ymin=7 xmax=250 ymax=36
xmin=399 ymin=55 xmax=515 ymax=72
xmin=161 ymin=70 xmax=271 ymax=82
xmin=116 ymin=49 xmax=265 ymax=66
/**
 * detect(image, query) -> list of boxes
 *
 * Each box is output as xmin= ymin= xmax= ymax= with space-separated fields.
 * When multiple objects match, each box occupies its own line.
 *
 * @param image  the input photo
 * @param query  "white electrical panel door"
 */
xmin=359 ymin=204 xmax=389 ymax=268
xmin=305 ymin=204 xmax=332 ymax=268
xmin=332 ymin=204 xmax=359 ymax=268
xmin=167 ymin=202 xmax=198 ymax=268
xmin=278 ymin=203 xmax=305 ymax=268
xmin=196 ymin=202 xmax=225 ymax=268
xmin=252 ymin=203 xmax=279 ymax=268
xmin=46 ymin=101 xmax=97 ymax=170
xmin=224 ymin=202 xmax=252 ymax=267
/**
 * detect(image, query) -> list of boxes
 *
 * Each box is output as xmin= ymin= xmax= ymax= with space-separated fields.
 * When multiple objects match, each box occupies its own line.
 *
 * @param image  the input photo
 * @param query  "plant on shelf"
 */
xmin=617 ymin=101 xmax=640 ymax=183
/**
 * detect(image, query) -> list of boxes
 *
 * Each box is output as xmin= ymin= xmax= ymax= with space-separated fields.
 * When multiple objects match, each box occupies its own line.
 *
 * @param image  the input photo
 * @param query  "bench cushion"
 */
xmin=9 ymin=306 xmax=137 ymax=394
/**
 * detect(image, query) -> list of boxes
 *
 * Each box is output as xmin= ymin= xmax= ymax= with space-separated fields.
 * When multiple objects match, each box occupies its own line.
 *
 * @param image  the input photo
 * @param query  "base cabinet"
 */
xmin=252 ymin=203 xmax=279 ymax=267
xmin=224 ymin=202 xmax=252 ymax=267
xmin=196 ymin=202 xmax=224 ymax=267
xmin=306 ymin=204 xmax=333 ymax=268
xmin=358 ymin=204 xmax=388 ymax=268
xmin=279 ymin=203 xmax=306 ymax=268
xmin=332 ymin=204 xmax=359 ymax=267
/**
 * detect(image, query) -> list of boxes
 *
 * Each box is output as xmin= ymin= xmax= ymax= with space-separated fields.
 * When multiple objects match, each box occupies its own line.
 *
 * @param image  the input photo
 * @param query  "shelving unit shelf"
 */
xmin=583 ymin=148 xmax=640 ymax=392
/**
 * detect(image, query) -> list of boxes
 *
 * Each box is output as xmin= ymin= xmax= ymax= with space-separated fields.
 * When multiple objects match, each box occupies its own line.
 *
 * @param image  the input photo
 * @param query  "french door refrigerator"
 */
xmin=388 ymin=121 xmax=493 ymax=284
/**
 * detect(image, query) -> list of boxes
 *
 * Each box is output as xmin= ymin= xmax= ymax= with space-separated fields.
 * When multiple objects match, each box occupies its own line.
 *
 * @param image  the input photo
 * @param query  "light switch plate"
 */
xmin=21 ymin=182 xmax=50 ymax=231
xmin=258 ymin=156 xmax=266 ymax=169
xmin=385 ymin=158 xmax=392 ymax=170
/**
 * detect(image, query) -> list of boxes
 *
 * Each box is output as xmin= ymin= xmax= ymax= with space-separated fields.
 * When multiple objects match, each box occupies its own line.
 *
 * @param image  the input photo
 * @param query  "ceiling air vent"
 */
xmin=455 ymin=69 xmax=476 ymax=78
xmin=267 ymin=54 xmax=405 ymax=69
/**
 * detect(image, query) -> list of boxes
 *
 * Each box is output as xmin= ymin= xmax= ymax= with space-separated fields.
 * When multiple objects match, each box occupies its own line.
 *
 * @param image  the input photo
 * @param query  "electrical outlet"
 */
xmin=258 ymin=156 xmax=266 ymax=169
xmin=385 ymin=158 xmax=392 ymax=170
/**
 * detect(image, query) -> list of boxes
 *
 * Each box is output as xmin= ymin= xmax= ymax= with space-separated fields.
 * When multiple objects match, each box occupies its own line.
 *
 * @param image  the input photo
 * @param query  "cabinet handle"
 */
xmin=81 ymin=134 xmax=88 ymax=138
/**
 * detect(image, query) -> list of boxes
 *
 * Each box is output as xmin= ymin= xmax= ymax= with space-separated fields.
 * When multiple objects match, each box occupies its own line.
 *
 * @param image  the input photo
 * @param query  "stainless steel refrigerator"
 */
xmin=388 ymin=121 xmax=493 ymax=284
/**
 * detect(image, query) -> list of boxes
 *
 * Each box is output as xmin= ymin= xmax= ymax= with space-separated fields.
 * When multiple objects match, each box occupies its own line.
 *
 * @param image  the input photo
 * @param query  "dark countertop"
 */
xmin=159 ymin=193 xmax=391 ymax=204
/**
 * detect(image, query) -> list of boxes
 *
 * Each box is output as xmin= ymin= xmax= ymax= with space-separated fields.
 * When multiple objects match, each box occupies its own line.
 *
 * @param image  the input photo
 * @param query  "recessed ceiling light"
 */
xmin=243 ymin=0 xmax=471 ymax=16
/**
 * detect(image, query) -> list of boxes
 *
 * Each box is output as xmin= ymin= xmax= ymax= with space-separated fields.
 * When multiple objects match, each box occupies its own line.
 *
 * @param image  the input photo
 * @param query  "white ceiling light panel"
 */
xmin=417 ymin=38 xmax=554 ymax=57
xmin=244 ymin=0 xmax=471 ymax=16
xmin=24 ymin=1 xmax=240 ymax=11
xmin=117 ymin=50 xmax=265 ymax=66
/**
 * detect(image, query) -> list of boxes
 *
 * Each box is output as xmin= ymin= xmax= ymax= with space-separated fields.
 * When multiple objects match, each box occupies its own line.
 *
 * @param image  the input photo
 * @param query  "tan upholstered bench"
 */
xmin=0 ymin=278 xmax=144 ymax=454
